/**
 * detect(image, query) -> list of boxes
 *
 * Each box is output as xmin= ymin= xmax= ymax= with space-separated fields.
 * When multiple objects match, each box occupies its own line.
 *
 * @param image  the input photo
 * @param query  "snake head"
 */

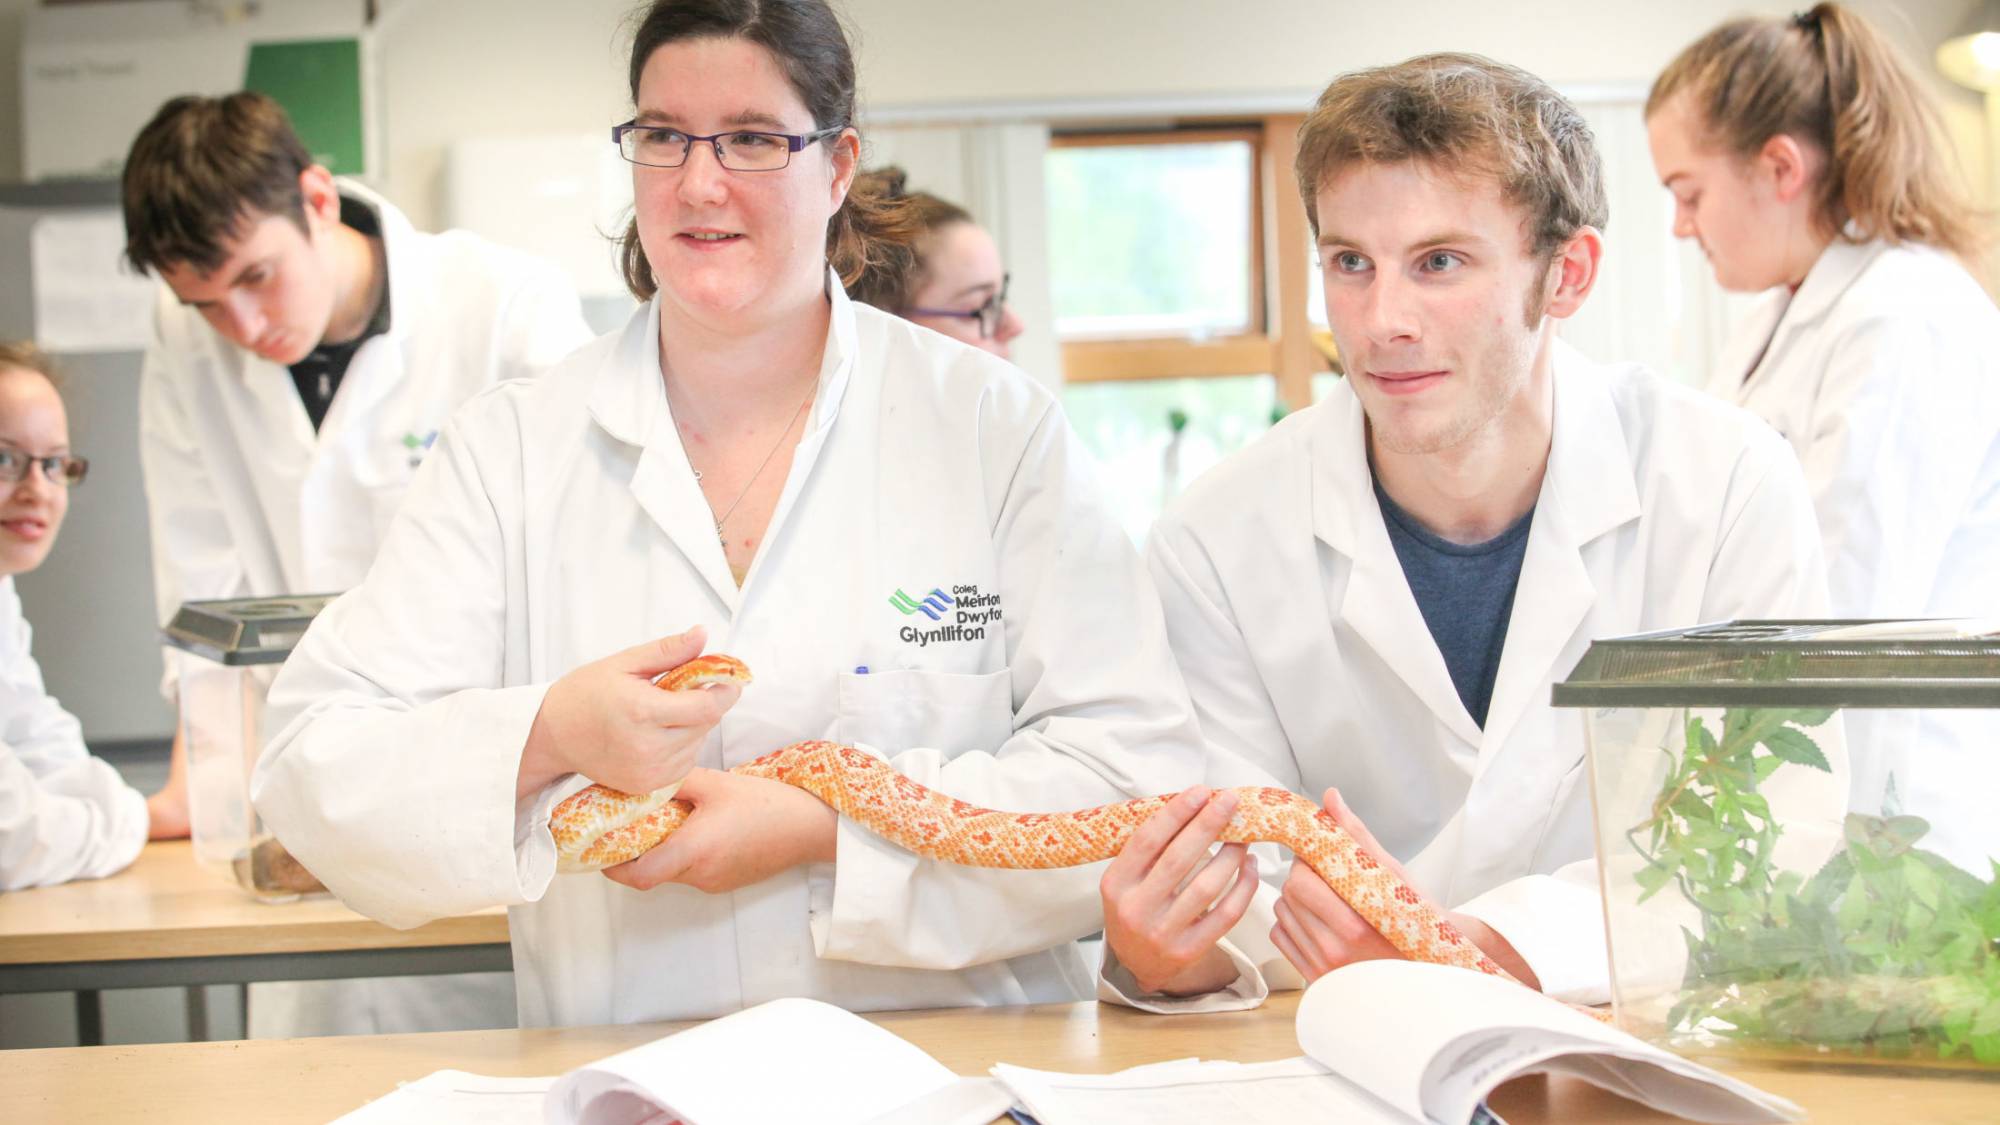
xmin=652 ymin=654 xmax=752 ymax=692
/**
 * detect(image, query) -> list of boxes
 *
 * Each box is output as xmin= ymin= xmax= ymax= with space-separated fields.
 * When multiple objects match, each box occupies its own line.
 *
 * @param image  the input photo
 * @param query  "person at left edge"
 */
xmin=0 ymin=343 xmax=183 ymax=891
xmin=252 ymin=0 xmax=1202 ymax=1028
xmin=120 ymin=91 xmax=592 ymax=1036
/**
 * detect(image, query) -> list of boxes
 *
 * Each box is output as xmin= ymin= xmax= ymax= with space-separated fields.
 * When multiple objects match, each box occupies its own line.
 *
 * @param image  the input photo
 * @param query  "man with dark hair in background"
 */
xmin=122 ymin=90 xmax=591 ymax=1038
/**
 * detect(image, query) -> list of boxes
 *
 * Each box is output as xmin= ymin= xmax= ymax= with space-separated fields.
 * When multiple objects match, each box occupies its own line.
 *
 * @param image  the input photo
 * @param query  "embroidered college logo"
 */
xmin=401 ymin=429 xmax=440 ymax=468
xmin=891 ymin=584 xmax=1002 ymax=647
xmin=888 ymin=587 xmax=955 ymax=620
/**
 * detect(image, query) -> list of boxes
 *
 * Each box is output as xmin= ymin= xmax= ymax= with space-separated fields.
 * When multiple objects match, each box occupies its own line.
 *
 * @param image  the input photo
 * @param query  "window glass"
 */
xmin=1045 ymin=139 xmax=1255 ymax=340
xmin=1063 ymin=375 xmax=1282 ymax=543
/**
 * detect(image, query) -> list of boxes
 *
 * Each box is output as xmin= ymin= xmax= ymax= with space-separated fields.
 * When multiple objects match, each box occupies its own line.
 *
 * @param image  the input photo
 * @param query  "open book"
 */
xmin=333 ymin=996 xmax=1013 ymax=1125
xmin=335 ymin=963 xmax=1798 ymax=1125
xmin=1003 ymin=960 xmax=1800 ymax=1125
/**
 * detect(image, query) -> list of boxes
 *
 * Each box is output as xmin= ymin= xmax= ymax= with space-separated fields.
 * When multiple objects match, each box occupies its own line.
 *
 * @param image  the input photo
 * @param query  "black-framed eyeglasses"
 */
xmin=905 ymin=274 xmax=1012 ymax=339
xmin=612 ymin=122 xmax=844 ymax=171
xmin=0 ymin=445 xmax=87 ymax=488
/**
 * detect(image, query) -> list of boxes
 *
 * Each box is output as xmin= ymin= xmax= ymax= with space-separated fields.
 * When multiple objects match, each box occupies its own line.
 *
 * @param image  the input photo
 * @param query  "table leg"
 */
xmin=74 ymin=989 xmax=103 ymax=1046
xmin=184 ymin=985 xmax=209 ymax=1041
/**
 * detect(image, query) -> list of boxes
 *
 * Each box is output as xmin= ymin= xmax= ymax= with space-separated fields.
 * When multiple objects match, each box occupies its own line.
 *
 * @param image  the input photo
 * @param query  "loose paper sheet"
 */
xmin=545 ymin=997 xmax=962 ymax=1125
xmin=328 ymin=1070 xmax=554 ymax=1124
xmin=29 ymin=213 xmax=155 ymax=352
xmin=995 ymin=1057 xmax=1411 ymax=1125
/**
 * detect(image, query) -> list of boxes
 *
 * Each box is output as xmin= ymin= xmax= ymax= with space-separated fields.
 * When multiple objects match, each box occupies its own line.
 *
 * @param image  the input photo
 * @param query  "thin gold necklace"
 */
xmin=689 ymin=379 xmax=817 ymax=548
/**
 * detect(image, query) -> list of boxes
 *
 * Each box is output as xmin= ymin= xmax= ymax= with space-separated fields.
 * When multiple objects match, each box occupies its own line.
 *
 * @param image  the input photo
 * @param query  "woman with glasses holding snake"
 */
xmin=255 ymin=0 xmax=1202 ymax=1027
xmin=0 ymin=344 xmax=183 ymax=890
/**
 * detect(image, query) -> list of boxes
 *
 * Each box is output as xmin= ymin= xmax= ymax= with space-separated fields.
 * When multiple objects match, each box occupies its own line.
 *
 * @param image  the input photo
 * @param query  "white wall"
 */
xmin=352 ymin=2 xmax=1989 ymax=219
xmin=3 ymin=1 xmax=1989 ymax=241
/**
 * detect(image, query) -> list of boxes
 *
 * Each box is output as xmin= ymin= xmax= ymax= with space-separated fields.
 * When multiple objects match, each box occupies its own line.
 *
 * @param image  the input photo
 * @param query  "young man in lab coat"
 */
xmin=1097 ymin=54 xmax=1844 ymax=1009
xmin=120 ymin=91 xmax=592 ymax=1036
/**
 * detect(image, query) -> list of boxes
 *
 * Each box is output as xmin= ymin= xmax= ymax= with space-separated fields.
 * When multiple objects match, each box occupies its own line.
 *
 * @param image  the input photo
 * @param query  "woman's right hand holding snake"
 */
xmin=517 ymin=626 xmax=741 ymax=802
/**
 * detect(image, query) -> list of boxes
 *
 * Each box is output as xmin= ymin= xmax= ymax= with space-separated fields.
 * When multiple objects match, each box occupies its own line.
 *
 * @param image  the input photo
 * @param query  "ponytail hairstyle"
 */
xmin=840 ymin=167 xmax=975 ymax=311
xmin=1647 ymin=2 xmax=1983 ymax=259
xmin=617 ymin=0 xmax=925 ymax=301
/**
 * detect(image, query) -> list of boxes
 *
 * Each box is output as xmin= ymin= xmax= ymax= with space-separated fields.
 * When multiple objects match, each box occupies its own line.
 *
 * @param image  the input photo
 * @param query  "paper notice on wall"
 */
xmin=30 ymin=213 xmax=156 ymax=353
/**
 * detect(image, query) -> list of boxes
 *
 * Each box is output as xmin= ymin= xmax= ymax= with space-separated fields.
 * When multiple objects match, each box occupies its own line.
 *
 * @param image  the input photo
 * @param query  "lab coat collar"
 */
xmin=1474 ymin=340 xmax=1642 ymax=756
xmin=314 ymin=181 xmax=421 ymax=435
xmin=586 ymin=267 xmax=857 ymax=446
xmin=1306 ymin=379 xmax=1483 ymax=745
xmin=1781 ymin=233 xmax=1885 ymax=334
xmin=342 ymin=178 xmax=429 ymax=345
xmin=584 ymin=266 xmax=859 ymax=609
xmin=1308 ymin=340 xmax=1641 ymax=749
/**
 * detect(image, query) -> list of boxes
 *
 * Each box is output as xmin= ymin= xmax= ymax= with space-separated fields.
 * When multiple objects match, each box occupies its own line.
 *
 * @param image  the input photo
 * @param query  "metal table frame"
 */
xmin=2 ymin=938 xmax=511 ymax=1046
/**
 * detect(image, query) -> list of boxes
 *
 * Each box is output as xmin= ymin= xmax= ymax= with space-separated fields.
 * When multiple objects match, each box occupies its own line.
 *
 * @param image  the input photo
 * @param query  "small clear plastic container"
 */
xmin=163 ymin=595 xmax=335 ymax=903
xmin=1555 ymin=620 xmax=2000 ymax=1071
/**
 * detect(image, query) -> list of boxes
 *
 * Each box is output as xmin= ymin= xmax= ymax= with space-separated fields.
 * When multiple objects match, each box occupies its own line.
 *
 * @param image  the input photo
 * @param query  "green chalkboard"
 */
xmin=244 ymin=38 xmax=364 ymax=175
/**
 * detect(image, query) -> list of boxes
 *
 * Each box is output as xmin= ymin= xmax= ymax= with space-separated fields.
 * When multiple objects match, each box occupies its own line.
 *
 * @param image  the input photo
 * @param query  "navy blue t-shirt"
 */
xmin=1373 ymin=477 xmax=1534 ymax=728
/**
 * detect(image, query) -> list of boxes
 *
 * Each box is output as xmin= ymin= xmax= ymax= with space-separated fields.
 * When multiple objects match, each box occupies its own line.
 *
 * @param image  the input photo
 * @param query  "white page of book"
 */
xmin=544 ymin=997 xmax=961 ymax=1125
xmin=994 ymin=1057 xmax=1414 ymax=1125
xmin=1296 ymin=962 xmax=1800 ymax=1125
xmin=329 ymin=1070 xmax=555 ymax=1124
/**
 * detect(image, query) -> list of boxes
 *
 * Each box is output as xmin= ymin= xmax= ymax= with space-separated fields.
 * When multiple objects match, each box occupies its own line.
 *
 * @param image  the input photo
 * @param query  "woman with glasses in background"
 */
xmin=844 ymin=167 xmax=1024 ymax=361
xmin=0 ymin=343 xmax=181 ymax=890
xmin=255 ymin=0 xmax=1200 ymax=1027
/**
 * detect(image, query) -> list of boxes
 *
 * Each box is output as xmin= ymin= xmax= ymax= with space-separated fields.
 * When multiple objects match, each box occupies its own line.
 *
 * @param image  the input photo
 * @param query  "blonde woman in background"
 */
xmin=1647 ymin=2 xmax=2000 ymax=870
xmin=0 ymin=344 xmax=180 ymax=891
xmin=843 ymin=167 xmax=1024 ymax=360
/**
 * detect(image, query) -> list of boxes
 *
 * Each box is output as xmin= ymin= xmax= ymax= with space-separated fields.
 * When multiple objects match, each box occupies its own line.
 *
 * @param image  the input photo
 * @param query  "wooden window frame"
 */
xmin=1051 ymin=115 xmax=1316 ymax=410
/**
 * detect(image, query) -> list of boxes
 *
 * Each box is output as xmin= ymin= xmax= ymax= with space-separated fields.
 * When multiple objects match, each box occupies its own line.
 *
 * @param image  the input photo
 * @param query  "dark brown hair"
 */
xmin=121 ymin=91 xmax=316 ymax=276
xmin=617 ymin=0 xmax=923 ymax=301
xmin=1647 ymin=3 xmax=1982 ymax=258
xmin=841 ymin=167 xmax=975 ymax=311
xmin=1295 ymin=53 xmax=1608 ymax=260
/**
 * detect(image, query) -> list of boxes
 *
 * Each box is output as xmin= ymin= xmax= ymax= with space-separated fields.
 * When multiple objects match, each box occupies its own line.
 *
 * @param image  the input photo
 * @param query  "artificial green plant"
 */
xmin=1629 ymin=708 xmax=2000 ymax=1064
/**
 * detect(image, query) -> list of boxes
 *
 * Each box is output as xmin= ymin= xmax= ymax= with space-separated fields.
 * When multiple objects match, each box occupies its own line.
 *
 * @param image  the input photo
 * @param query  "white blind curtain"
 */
xmin=855 ymin=122 xmax=1062 ymax=388
xmin=1560 ymin=96 xmax=1757 ymax=386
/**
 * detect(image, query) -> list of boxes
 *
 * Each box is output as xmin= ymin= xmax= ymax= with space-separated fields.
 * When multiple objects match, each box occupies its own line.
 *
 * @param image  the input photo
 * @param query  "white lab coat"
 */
xmin=1112 ymin=343 xmax=1845 ymax=1008
xmin=140 ymin=179 xmax=593 ymax=635
xmin=139 ymin=179 xmax=592 ymax=1037
xmin=0 ymin=577 xmax=147 ymax=891
xmin=1707 ymin=237 xmax=2000 ymax=871
xmin=253 ymin=279 xmax=1205 ymax=1027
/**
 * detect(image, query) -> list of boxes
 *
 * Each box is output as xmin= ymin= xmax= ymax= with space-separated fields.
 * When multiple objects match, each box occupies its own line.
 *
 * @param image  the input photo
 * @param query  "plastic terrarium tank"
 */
xmin=163 ymin=595 xmax=335 ymax=903
xmin=1554 ymin=620 xmax=2000 ymax=1069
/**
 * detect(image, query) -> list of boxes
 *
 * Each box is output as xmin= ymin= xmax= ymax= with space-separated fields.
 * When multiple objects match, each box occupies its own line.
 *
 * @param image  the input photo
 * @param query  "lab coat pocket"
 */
xmin=833 ymin=668 xmax=1014 ymax=755
xmin=1530 ymin=755 xmax=1593 ymax=872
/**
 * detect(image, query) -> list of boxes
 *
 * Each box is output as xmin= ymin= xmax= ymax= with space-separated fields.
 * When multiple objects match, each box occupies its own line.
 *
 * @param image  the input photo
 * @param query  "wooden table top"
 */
xmin=3 ymin=992 xmax=1996 ymax=1125
xmin=0 ymin=841 xmax=507 ymax=965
